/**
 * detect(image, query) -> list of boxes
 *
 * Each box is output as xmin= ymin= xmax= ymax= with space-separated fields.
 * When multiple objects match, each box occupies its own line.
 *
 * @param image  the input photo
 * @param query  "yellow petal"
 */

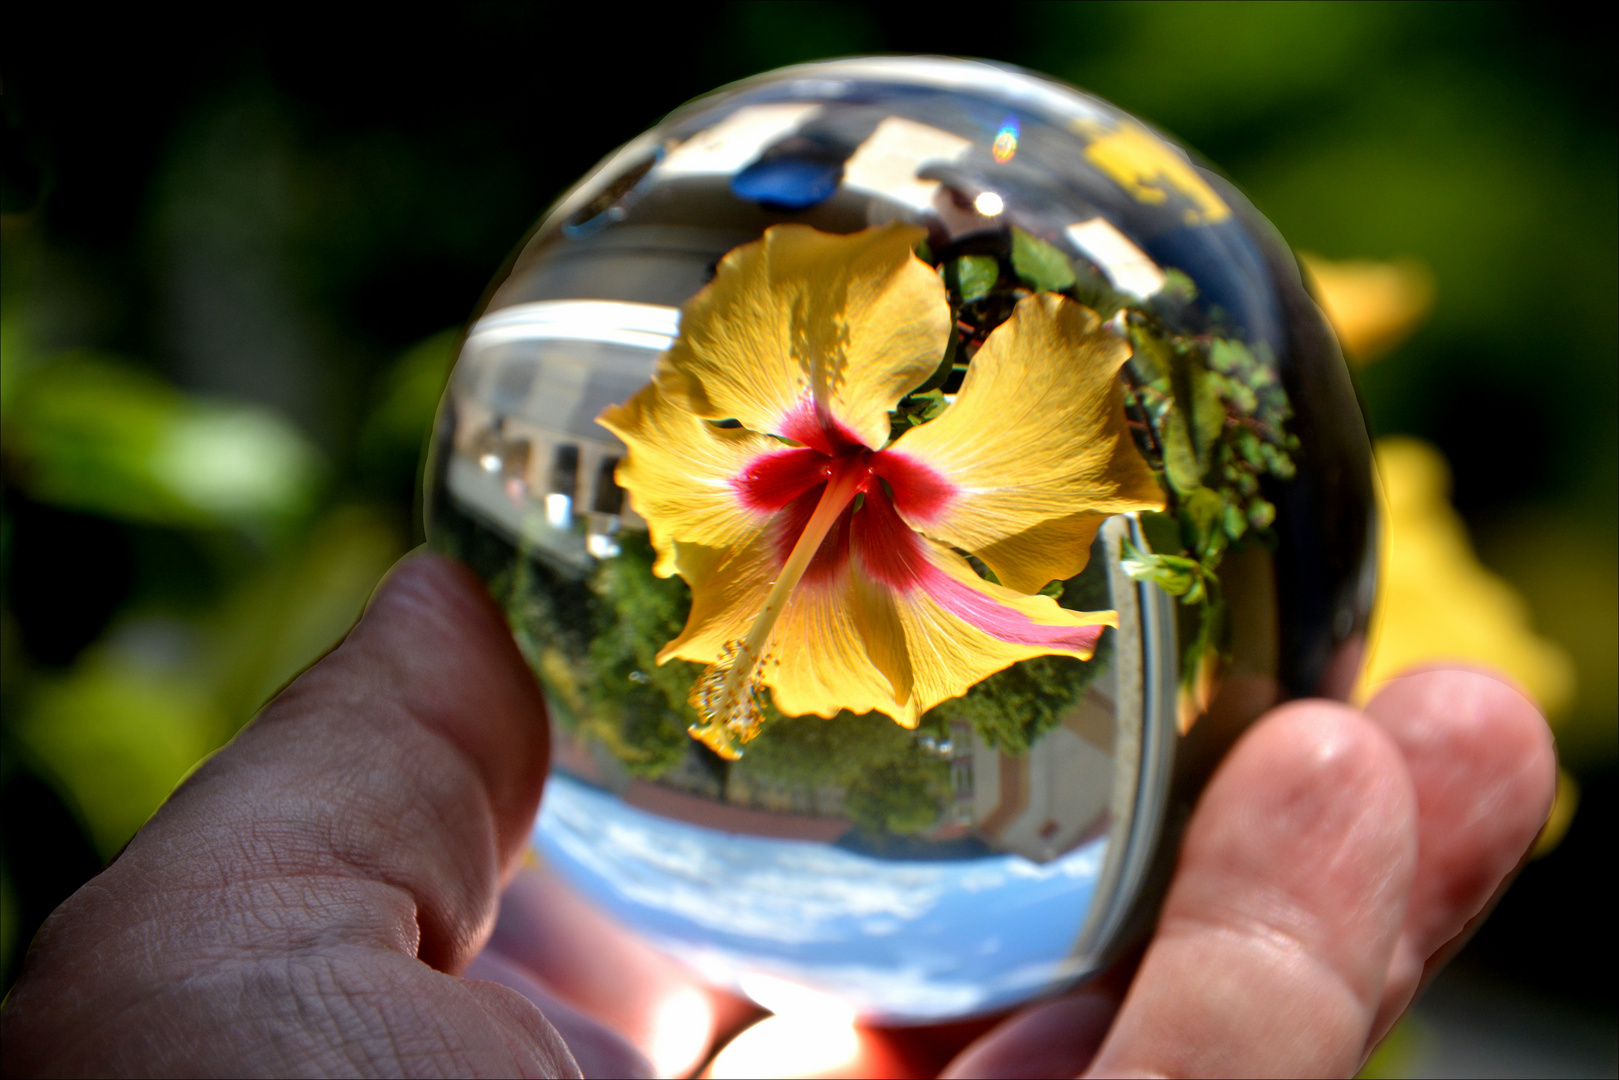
xmin=776 ymin=540 xmax=1115 ymax=727
xmin=654 ymin=223 xmax=952 ymax=451
xmin=897 ymin=542 xmax=1115 ymax=724
xmin=598 ymin=382 xmax=776 ymax=577
xmin=888 ymin=292 xmax=1164 ymax=594
xmin=654 ymin=513 xmax=902 ymax=694
xmin=655 ymin=534 xmax=774 ymax=664
xmin=765 ymin=559 xmax=917 ymax=723
xmin=655 ymin=530 xmax=913 ymax=728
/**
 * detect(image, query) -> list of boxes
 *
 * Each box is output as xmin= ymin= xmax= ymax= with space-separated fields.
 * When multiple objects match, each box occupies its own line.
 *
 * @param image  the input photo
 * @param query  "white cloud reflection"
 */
xmin=536 ymin=775 xmax=1107 ymax=1020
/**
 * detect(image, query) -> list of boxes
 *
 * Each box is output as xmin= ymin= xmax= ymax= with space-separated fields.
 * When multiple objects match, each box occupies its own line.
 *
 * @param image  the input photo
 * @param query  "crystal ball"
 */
xmin=425 ymin=56 xmax=1374 ymax=1023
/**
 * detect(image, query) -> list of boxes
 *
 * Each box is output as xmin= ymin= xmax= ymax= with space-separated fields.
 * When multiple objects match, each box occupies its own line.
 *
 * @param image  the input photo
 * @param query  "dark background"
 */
xmin=3 ymin=4 xmax=1613 ymax=1073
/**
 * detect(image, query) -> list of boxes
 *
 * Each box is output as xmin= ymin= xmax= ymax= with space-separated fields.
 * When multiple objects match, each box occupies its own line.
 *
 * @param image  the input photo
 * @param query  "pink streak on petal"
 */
xmin=920 ymin=568 xmax=1107 ymax=653
xmin=851 ymin=485 xmax=1104 ymax=654
xmin=871 ymin=449 xmax=955 ymax=525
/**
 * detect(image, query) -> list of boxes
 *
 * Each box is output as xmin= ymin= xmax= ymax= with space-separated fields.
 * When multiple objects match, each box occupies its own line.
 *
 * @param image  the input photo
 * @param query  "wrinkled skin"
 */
xmin=0 ymin=555 xmax=1555 ymax=1079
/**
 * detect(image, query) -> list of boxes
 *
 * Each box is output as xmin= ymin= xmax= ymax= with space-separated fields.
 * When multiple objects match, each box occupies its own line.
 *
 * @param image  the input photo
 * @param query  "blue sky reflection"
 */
xmin=535 ymin=774 xmax=1105 ymax=1020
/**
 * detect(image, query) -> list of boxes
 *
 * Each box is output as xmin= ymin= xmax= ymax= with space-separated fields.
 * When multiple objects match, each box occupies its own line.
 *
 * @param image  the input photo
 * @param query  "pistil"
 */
xmin=690 ymin=454 xmax=870 ymax=756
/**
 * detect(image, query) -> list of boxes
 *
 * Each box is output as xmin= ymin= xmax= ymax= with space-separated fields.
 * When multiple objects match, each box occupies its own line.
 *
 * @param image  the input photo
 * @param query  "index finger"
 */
xmin=1086 ymin=701 xmax=1418 ymax=1078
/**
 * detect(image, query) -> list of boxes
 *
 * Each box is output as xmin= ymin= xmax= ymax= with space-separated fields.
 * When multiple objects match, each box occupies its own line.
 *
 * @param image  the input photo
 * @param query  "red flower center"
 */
xmin=733 ymin=415 xmax=955 ymax=593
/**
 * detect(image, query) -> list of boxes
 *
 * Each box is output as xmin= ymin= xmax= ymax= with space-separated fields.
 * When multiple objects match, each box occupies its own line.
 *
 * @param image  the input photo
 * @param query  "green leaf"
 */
xmin=1226 ymin=378 xmax=1258 ymax=415
xmin=1188 ymin=364 xmax=1226 ymax=468
xmin=1038 ymin=580 xmax=1064 ymax=599
xmin=1208 ymin=338 xmax=1253 ymax=375
xmin=1121 ymin=540 xmax=1201 ymax=596
xmin=1235 ymin=429 xmax=1265 ymax=467
xmin=914 ymin=330 xmax=959 ymax=393
xmin=1071 ymin=262 xmax=1128 ymax=318
xmin=1010 ymin=228 xmax=1077 ymax=293
xmin=1179 ymin=486 xmax=1224 ymax=557
xmin=1199 ymin=526 xmax=1229 ymax=571
xmin=1139 ymin=510 xmax=1182 ymax=555
xmin=1126 ymin=320 xmax=1173 ymax=382
xmin=15 ymin=649 xmax=224 ymax=858
xmin=1182 ymin=598 xmax=1226 ymax=692
xmin=358 ymin=328 xmax=459 ymax=480
xmin=944 ymin=254 xmax=999 ymax=302
xmin=966 ymin=556 xmax=1003 ymax=586
xmin=1222 ymin=501 xmax=1249 ymax=541
xmin=1160 ymin=267 xmax=1199 ymax=302
xmin=1160 ymin=418 xmax=1203 ymax=495
xmin=1128 ymin=321 xmax=1211 ymax=493
xmin=907 ymin=388 xmax=947 ymax=422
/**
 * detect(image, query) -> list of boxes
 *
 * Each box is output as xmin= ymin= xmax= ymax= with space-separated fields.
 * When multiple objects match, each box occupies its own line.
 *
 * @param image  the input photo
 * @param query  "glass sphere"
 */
xmin=425 ymin=56 xmax=1374 ymax=1023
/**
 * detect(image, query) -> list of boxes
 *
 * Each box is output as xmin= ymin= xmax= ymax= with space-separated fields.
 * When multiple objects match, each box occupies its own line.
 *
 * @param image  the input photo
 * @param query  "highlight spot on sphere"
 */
xmin=707 ymin=1015 xmax=864 ymax=1080
xmin=992 ymin=118 xmax=1019 ymax=162
xmin=646 ymin=988 xmax=715 ymax=1078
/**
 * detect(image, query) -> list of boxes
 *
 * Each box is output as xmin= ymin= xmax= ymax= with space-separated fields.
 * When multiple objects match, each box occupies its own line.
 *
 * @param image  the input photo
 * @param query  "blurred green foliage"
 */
xmin=3 ymin=340 xmax=323 ymax=533
xmin=1 ymin=1 xmax=1611 ymax=1025
xmin=731 ymin=709 xmax=951 ymax=836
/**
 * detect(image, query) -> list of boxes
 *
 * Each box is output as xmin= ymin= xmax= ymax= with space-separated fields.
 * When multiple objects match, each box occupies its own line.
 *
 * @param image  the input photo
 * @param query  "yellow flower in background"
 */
xmin=600 ymin=223 xmax=1163 ymax=757
xmin=1299 ymin=254 xmax=1574 ymax=708
xmin=1360 ymin=437 xmax=1579 ymax=856
xmin=1299 ymin=253 xmax=1435 ymax=363
xmin=1358 ymin=437 xmax=1575 ymax=711
xmin=1306 ymin=254 xmax=1580 ymax=854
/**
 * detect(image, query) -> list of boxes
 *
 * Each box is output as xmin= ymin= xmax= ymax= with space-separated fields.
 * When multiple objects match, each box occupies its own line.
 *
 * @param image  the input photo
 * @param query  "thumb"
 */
xmin=152 ymin=551 xmax=554 ymax=970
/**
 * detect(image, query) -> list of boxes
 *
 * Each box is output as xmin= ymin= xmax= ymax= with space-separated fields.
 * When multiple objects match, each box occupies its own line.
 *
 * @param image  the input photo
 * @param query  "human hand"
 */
xmin=0 ymin=554 xmax=659 ymax=1077
xmin=0 ymin=554 xmax=1555 ymax=1078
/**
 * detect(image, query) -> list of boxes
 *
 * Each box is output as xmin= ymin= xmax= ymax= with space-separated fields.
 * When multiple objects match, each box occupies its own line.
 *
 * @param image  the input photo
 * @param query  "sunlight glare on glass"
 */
xmin=707 ymin=1015 xmax=862 ymax=1080
xmin=974 ymin=191 xmax=1005 ymax=216
xmin=992 ymin=117 xmax=1019 ymax=163
xmin=545 ymin=492 xmax=573 ymax=528
xmin=647 ymin=988 xmax=713 ymax=1077
xmin=738 ymin=972 xmax=859 ymax=1025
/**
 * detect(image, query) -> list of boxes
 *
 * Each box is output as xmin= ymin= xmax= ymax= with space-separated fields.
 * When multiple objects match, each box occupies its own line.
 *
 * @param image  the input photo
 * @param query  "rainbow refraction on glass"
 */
xmin=992 ymin=117 xmax=1019 ymax=163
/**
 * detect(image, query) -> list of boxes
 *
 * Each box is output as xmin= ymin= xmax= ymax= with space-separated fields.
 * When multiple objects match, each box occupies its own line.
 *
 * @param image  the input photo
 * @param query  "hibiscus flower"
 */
xmin=599 ymin=223 xmax=1164 ymax=758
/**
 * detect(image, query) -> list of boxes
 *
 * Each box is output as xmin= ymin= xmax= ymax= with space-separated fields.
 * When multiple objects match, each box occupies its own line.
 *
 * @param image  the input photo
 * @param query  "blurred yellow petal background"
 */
xmin=1359 ymin=436 xmax=1576 ymax=714
xmin=1308 ymin=256 xmax=1581 ymax=856
xmin=1300 ymin=253 xmax=1435 ymax=364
